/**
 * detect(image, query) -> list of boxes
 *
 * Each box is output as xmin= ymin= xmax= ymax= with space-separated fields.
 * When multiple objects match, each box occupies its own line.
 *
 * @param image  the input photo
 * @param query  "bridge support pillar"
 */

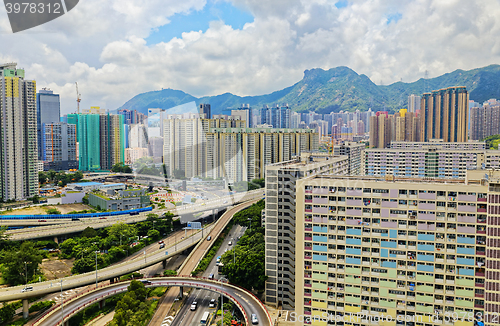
xmin=162 ymin=259 xmax=167 ymax=269
xmin=53 ymin=236 xmax=58 ymax=244
xmin=22 ymin=299 xmax=29 ymax=319
xmin=99 ymin=299 xmax=106 ymax=309
xmin=179 ymin=286 xmax=183 ymax=299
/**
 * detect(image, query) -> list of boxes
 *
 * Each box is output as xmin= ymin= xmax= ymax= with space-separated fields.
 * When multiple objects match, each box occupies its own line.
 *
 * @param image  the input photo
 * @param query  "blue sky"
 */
xmin=146 ymin=1 xmax=254 ymax=45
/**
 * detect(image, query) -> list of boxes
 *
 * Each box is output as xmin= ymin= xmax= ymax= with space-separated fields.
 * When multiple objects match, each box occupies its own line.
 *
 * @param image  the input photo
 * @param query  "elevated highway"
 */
xmin=3 ymin=190 xmax=264 ymax=240
xmin=32 ymin=277 xmax=272 ymax=326
xmin=0 ymin=197 xmax=266 ymax=324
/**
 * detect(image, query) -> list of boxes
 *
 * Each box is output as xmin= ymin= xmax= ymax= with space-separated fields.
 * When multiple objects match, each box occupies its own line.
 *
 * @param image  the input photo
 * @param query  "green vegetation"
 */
xmin=232 ymin=178 xmax=264 ymax=192
xmin=111 ymin=162 xmax=133 ymax=174
xmin=39 ymin=170 xmax=84 ymax=187
xmin=68 ymin=294 xmax=124 ymax=326
xmin=59 ymin=214 xmax=174 ymax=274
xmin=221 ymin=200 xmax=266 ymax=292
xmin=29 ymin=300 xmax=55 ymax=313
xmin=0 ymin=302 xmax=16 ymax=324
xmin=45 ymin=208 xmax=61 ymax=214
xmin=118 ymin=64 xmax=500 ymax=115
xmin=483 ymin=134 xmax=500 ymax=149
xmin=109 ymin=280 xmax=158 ymax=326
xmin=120 ymin=272 xmax=143 ymax=281
xmin=1 ymin=241 xmax=44 ymax=286
xmin=163 ymin=269 xmax=177 ymax=276
xmin=215 ymin=302 xmax=240 ymax=326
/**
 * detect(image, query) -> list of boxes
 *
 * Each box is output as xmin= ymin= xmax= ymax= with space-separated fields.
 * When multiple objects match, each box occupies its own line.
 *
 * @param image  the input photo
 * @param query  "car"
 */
xmin=38 ymin=219 xmax=46 ymax=222
xmin=71 ymin=218 xmax=80 ymax=221
xmin=159 ymin=243 xmax=165 ymax=249
xmin=209 ymin=273 xmax=214 ymax=279
xmin=21 ymin=286 xmax=33 ymax=293
xmin=251 ymin=314 xmax=259 ymax=324
xmin=228 ymin=241 xmax=232 ymax=246
xmin=209 ymin=299 xmax=217 ymax=308
xmin=140 ymin=280 xmax=151 ymax=285
xmin=158 ymin=240 xmax=164 ymax=244
xmin=99 ymin=217 xmax=107 ymax=219
xmin=207 ymin=236 xmax=212 ymax=241
xmin=223 ymin=201 xmax=228 ymax=204
xmin=190 ymin=301 xmax=197 ymax=311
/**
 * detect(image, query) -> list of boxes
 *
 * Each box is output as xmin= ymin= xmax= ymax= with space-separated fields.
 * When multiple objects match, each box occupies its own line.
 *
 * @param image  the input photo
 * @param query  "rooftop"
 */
xmin=69 ymin=182 xmax=102 ymax=187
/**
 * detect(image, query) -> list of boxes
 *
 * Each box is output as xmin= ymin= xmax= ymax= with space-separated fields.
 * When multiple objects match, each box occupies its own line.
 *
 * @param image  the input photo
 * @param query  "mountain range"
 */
xmin=117 ymin=64 xmax=500 ymax=116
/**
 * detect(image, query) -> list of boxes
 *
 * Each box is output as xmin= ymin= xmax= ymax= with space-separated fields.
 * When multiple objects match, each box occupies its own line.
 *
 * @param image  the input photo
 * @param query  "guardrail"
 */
xmin=32 ymin=276 xmax=271 ymax=326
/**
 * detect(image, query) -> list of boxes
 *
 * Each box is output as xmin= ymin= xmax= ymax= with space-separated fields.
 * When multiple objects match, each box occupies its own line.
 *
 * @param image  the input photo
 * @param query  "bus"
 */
xmin=200 ymin=311 xmax=210 ymax=325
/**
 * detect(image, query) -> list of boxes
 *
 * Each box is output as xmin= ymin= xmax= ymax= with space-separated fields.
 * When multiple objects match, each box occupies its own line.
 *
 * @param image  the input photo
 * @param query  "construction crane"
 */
xmin=75 ymin=82 xmax=81 ymax=114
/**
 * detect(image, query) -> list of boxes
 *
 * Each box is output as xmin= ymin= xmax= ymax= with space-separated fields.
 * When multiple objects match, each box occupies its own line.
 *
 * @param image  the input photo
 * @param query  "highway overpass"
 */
xmin=3 ymin=190 xmax=264 ymax=240
xmin=32 ymin=277 xmax=272 ymax=326
xmin=0 ymin=197 xmax=264 ymax=323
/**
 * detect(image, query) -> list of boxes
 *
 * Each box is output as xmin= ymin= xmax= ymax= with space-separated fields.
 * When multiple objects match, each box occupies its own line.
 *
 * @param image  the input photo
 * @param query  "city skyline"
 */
xmin=1 ymin=1 xmax=500 ymax=113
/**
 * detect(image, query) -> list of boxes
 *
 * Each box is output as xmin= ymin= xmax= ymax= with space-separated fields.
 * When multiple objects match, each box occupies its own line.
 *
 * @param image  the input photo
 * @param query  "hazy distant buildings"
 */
xmin=199 ymin=103 xmax=211 ymax=119
xmin=37 ymin=88 xmax=60 ymax=160
xmin=0 ymin=63 xmax=38 ymax=200
xmin=420 ymin=86 xmax=469 ymax=142
xmin=118 ymin=109 xmax=146 ymax=125
xmin=470 ymin=99 xmax=500 ymax=140
xmin=162 ymin=113 xmax=318 ymax=182
xmin=42 ymin=122 xmax=78 ymax=171
xmin=99 ymin=114 xmax=125 ymax=170
xmin=369 ymin=109 xmax=420 ymax=148
xmin=407 ymin=94 xmax=421 ymax=112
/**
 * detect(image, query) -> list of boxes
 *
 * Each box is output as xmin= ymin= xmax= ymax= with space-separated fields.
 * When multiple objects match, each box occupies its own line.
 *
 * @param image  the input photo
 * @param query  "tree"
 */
xmin=2 ymin=242 xmax=44 ymax=285
xmin=81 ymin=227 xmax=98 ymax=238
xmin=38 ymin=171 xmax=48 ymax=184
xmin=111 ymin=162 xmax=133 ymax=174
xmin=108 ymin=222 xmax=137 ymax=243
xmin=221 ymin=232 xmax=267 ymax=291
xmin=0 ymin=303 xmax=15 ymax=324
xmin=147 ymin=229 xmax=160 ymax=240
xmin=163 ymin=269 xmax=177 ymax=276
xmin=72 ymin=253 xmax=105 ymax=274
xmin=0 ymin=226 xmax=9 ymax=243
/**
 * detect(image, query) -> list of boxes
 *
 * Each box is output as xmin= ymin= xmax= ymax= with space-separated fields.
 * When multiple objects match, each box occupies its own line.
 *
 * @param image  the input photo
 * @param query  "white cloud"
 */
xmin=1 ymin=0 xmax=500 ymax=114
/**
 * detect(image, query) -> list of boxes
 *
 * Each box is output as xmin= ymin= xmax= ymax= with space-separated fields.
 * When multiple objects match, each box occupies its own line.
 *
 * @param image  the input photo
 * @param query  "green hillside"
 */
xmin=116 ymin=64 xmax=500 ymax=115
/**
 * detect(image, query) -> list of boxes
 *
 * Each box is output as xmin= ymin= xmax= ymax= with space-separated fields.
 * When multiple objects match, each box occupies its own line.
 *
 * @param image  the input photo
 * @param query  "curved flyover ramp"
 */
xmin=32 ymin=277 xmax=272 ymax=326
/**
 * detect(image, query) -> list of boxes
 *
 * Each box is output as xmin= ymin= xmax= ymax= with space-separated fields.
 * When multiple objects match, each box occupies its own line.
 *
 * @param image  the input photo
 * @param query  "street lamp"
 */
xmin=220 ymin=277 xmax=228 ymax=326
xmin=60 ymin=280 xmax=64 ymax=325
xmin=24 ymin=262 xmax=27 ymax=285
xmin=247 ymin=218 xmax=251 ymax=231
xmin=95 ymin=251 xmax=99 ymax=289
xmin=232 ymin=239 xmax=235 ymax=265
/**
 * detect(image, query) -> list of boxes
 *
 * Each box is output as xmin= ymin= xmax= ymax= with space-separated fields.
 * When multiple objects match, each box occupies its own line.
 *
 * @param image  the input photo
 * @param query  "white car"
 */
xmin=251 ymin=314 xmax=259 ymax=324
xmin=21 ymin=286 xmax=33 ymax=293
xmin=190 ymin=301 xmax=197 ymax=311
xmin=228 ymin=241 xmax=232 ymax=246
